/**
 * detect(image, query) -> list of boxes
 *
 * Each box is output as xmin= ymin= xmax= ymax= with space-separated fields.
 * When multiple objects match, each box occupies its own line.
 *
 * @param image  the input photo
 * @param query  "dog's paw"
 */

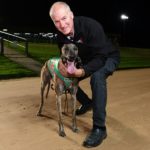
xmin=72 ymin=127 xmax=79 ymax=133
xmin=37 ymin=112 xmax=42 ymax=116
xmin=59 ymin=131 xmax=66 ymax=137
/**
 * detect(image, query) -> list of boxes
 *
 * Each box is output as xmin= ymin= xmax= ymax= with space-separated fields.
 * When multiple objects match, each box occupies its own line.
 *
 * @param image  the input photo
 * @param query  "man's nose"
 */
xmin=60 ymin=21 xmax=65 ymax=28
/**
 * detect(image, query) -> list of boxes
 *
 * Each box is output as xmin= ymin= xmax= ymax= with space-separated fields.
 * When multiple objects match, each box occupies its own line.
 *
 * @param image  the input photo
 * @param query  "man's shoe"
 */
xmin=76 ymin=104 xmax=92 ymax=115
xmin=83 ymin=128 xmax=107 ymax=148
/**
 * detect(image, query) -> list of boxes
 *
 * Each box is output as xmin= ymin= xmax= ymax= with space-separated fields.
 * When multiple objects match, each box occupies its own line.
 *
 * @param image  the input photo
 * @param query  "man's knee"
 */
xmin=90 ymin=68 xmax=106 ymax=85
xmin=90 ymin=58 xmax=118 ymax=85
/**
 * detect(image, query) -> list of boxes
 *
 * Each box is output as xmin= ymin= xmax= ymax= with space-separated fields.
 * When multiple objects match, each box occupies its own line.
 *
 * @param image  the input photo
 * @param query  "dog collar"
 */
xmin=47 ymin=57 xmax=78 ymax=90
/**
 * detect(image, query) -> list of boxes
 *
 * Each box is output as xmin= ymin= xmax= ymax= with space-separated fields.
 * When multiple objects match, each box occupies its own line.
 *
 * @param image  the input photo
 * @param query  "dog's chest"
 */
xmin=47 ymin=58 xmax=78 ymax=90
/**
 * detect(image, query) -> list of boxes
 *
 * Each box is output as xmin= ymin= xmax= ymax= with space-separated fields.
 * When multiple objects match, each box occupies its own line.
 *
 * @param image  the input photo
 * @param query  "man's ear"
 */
xmin=70 ymin=11 xmax=74 ymax=19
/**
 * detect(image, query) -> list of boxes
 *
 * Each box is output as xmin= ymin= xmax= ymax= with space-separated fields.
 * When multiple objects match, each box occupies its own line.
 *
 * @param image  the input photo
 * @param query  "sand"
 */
xmin=0 ymin=68 xmax=150 ymax=150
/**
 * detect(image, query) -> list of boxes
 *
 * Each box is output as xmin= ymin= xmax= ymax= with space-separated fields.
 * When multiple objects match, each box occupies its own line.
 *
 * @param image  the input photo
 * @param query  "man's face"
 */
xmin=51 ymin=7 xmax=74 ymax=35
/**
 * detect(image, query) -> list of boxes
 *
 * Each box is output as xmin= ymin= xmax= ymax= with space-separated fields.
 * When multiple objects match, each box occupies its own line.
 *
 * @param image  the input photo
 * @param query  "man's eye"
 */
xmin=62 ymin=17 xmax=67 ymax=20
xmin=55 ymin=21 xmax=59 ymax=24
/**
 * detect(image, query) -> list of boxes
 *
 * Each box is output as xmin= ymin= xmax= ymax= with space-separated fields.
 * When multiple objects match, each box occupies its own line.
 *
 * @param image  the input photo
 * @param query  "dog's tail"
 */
xmin=41 ymin=61 xmax=51 ymax=99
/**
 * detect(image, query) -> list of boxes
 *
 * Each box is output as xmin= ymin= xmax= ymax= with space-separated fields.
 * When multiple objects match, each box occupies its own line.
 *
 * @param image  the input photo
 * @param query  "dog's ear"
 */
xmin=61 ymin=44 xmax=67 ymax=55
xmin=75 ymin=57 xmax=83 ymax=68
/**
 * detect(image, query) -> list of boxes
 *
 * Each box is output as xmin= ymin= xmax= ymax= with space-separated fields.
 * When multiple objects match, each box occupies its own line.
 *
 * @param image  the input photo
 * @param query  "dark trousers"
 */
xmin=77 ymin=58 xmax=119 ymax=128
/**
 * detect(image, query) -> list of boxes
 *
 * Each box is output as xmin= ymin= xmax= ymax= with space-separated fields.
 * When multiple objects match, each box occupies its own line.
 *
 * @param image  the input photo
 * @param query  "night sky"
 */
xmin=0 ymin=0 xmax=150 ymax=48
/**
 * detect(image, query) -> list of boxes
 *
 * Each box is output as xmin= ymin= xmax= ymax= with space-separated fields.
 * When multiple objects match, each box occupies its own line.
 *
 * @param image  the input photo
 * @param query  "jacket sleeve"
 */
xmin=82 ymin=49 xmax=106 ymax=76
xmin=81 ymin=21 xmax=118 ymax=76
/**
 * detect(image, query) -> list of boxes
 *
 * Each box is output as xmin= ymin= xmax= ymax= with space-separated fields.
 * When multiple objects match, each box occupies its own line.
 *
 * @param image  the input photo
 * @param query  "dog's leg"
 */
xmin=37 ymin=64 xmax=51 ymax=116
xmin=45 ymin=79 xmax=50 ymax=99
xmin=37 ymin=81 xmax=49 ymax=116
xmin=71 ymin=94 xmax=78 ymax=132
xmin=56 ymin=94 xmax=66 ymax=137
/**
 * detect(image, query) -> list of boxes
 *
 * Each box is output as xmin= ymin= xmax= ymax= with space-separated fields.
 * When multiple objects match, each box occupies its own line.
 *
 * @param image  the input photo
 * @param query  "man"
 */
xmin=49 ymin=1 xmax=120 ymax=148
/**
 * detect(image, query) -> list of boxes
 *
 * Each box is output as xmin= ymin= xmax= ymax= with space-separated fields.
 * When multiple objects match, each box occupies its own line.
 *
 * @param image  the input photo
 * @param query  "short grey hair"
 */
xmin=49 ymin=1 xmax=71 ymax=18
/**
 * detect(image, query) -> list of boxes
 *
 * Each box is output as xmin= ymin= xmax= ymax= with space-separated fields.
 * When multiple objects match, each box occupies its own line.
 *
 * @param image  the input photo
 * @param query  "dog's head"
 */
xmin=61 ymin=43 xmax=82 ymax=74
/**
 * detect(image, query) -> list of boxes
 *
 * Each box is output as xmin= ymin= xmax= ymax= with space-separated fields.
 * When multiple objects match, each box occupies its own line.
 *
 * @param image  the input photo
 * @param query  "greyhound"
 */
xmin=37 ymin=43 xmax=82 ymax=137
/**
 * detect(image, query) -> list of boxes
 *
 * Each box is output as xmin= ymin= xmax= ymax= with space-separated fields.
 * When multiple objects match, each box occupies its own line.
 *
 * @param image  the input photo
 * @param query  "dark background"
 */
xmin=0 ymin=0 xmax=149 ymax=48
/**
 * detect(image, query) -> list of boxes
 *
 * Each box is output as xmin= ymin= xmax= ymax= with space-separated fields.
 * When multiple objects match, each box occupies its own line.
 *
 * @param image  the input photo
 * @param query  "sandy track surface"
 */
xmin=0 ymin=68 xmax=150 ymax=150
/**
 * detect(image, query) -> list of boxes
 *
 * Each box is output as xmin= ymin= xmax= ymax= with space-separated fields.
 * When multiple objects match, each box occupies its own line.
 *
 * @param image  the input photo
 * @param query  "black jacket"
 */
xmin=56 ymin=16 xmax=120 ymax=76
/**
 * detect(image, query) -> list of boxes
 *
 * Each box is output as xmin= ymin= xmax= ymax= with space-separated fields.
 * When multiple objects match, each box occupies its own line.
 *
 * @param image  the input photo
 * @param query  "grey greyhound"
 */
xmin=37 ymin=43 xmax=82 ymax=137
